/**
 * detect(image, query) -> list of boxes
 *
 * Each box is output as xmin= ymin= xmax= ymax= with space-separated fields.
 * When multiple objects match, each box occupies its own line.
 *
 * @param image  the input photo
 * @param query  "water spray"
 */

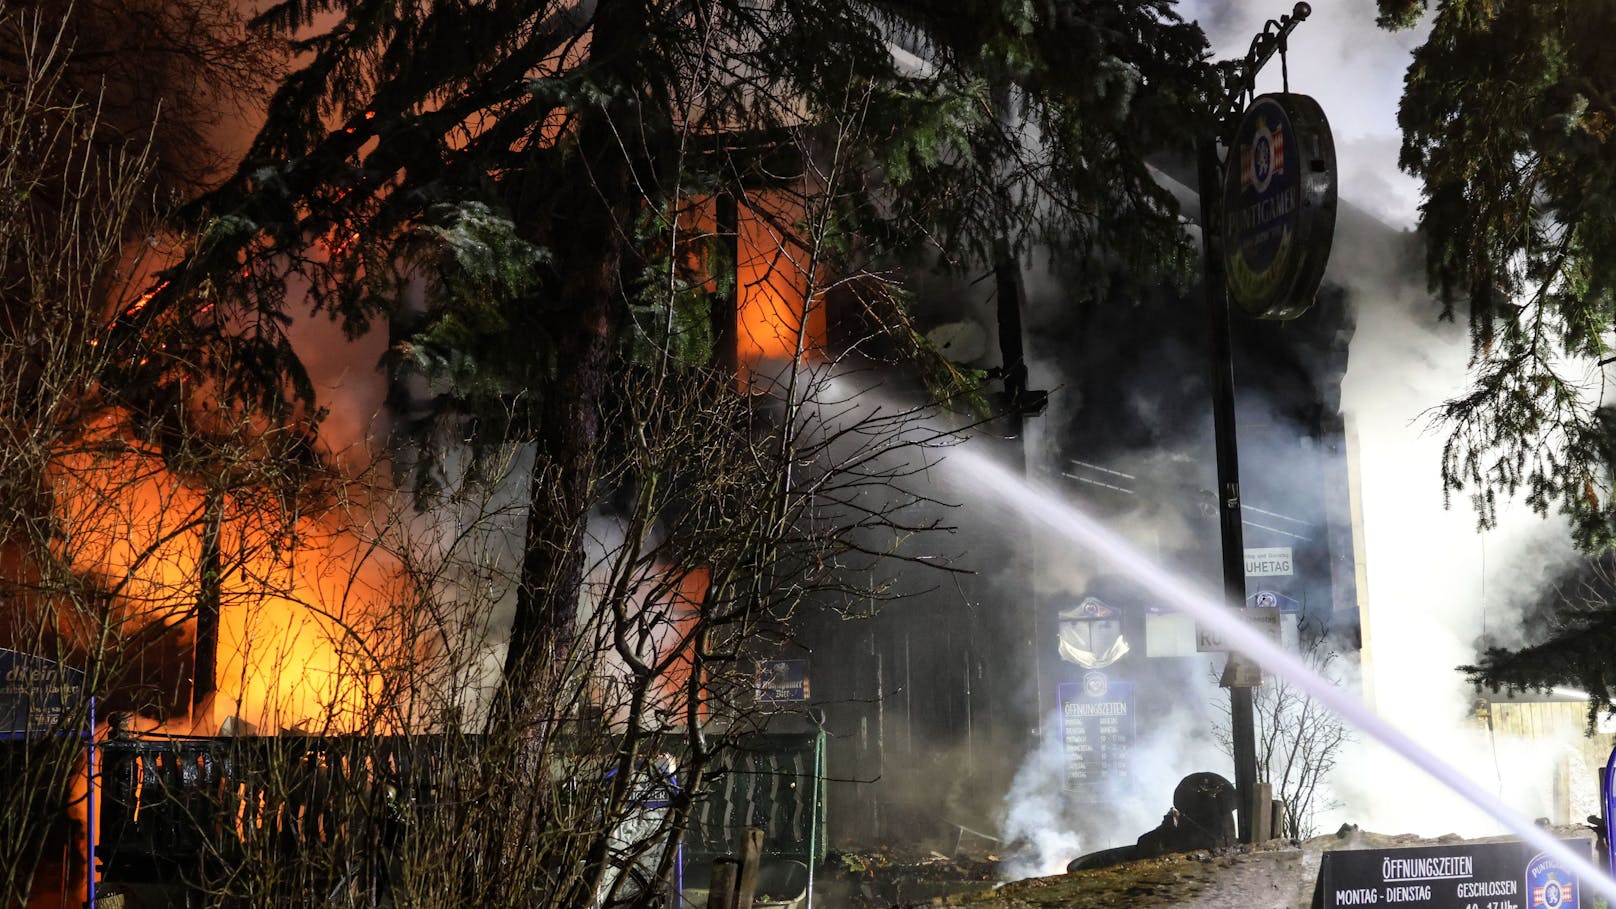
xmin=950 ymin=445 xmax=1616 ymax=900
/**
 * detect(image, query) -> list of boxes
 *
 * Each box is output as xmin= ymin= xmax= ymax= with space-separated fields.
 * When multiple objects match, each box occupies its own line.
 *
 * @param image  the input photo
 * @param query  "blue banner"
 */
xmin=1247 ymin=590 xmax=1301 ymax=613
xmin=757 ymin=659 xmax=810 ymax=703
xmin=1057 ymin=671 xmax=1134 ymax=802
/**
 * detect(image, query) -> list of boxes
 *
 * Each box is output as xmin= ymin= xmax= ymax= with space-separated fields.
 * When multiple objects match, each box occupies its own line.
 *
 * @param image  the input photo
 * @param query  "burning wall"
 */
xmin=38 ymin=413 xmax=409 ymax=734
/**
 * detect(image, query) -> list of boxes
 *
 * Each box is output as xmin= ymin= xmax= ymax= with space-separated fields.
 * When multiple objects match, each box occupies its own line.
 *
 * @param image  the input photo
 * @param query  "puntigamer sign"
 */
xmin=1316 ymin=839 xmax=1589 ymax=909
xmin=1221 ymin=93 xmax=1337 ymax=321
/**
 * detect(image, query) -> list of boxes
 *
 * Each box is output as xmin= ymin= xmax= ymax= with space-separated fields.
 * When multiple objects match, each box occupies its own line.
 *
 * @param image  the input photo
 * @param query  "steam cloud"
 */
xmin=988 ymin=0 xmax=1604 ymax=873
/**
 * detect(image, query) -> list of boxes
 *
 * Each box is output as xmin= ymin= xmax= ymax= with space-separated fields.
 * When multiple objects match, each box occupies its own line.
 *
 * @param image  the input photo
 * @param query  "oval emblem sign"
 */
xmin=1221 ymin=93 xmax=1337 ymax=320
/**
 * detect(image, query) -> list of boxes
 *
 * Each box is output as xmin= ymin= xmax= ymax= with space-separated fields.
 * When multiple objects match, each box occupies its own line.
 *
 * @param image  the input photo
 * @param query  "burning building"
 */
xmin=17 ymin=0 xmax=1581 ymax=904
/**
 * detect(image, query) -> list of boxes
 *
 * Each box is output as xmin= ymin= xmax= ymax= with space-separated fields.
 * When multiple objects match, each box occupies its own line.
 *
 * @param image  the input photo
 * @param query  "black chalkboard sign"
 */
xmin=1316 ymin=838 xmax=1592 ymax=909
xmin=0 ymin=649 xmax=86 ymax=738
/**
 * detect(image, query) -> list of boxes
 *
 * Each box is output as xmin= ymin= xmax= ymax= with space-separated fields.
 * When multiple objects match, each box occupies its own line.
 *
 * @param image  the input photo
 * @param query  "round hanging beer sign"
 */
xmin=1221 ymin=93 xmax=1337 ymax=320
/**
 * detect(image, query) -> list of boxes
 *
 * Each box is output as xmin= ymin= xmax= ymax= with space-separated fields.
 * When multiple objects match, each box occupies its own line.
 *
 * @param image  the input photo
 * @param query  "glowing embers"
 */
xmin=122 ymin=281 xmax=166 ymax=319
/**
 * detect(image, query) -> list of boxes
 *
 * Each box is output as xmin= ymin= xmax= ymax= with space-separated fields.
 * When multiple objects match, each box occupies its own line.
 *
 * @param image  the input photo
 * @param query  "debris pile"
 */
xmin=820 ymin=845 xmax=1000 ymax=906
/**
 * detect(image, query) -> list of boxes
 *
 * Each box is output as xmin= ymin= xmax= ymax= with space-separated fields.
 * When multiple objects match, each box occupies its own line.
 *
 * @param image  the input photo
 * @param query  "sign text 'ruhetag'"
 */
xmin=1245 ymin=546 xmax=1294 ymax=577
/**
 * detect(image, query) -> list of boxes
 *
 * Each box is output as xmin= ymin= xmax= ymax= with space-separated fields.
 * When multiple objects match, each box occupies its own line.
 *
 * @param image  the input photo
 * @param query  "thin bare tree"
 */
xmin=1214 ymin=625 xmax=1352 ymax=840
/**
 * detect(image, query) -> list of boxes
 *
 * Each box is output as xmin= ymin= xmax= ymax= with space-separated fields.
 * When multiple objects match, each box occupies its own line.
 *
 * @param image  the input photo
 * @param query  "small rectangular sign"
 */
xmin=756 ymin=659 xmax=810 ymax=703
xmin=1145 ymin=612 xmax=1198 ymax=658
xmin=1245 ymin=547 xmax=1294 ymax=577
xmin=1196 ymin=607 xmax=1282 ymax=653
xmin=1057 ymin=675 xmax=1133 ymax=802
xmin=1317 ymin=838 xmax=1591 ymax=909
xmin=0 ymin=649 xmax=86 ymax=738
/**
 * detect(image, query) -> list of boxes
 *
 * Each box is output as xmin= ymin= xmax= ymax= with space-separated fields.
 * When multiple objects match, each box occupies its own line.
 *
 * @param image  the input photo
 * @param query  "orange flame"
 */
xmin=734 ymin=194 xmax=825 ymax=372
xmin=122 ymin=280 xmax=166 ymax=319
xmin=49 ymin=414 xmax=406 ymax=736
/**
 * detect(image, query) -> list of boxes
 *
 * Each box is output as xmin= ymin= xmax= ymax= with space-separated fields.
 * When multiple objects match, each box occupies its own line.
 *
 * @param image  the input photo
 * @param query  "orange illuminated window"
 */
xmin=734 ymin=193 xmax=825 ymax=375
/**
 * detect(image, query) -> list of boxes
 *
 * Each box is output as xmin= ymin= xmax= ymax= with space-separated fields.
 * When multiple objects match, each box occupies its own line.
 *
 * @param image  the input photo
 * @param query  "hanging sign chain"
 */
xmin=1212 ymin=2 xmax=1311 ymax=138
xmin=1280 ymin=33 xmax=1290 ymax=94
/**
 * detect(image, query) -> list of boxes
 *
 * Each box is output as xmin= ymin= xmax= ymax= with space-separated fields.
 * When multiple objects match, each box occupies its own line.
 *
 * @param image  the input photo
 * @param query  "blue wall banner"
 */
xmin=1057 ymin=672 xmax=1134 ymax=802
xmin=757 ymin=659 xmax=811 ymax=703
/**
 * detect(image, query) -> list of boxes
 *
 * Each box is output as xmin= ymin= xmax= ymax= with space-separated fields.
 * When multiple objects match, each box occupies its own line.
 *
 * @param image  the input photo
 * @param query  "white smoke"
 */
xmin=990 ymin=0 xmax=1605 ymax=865
xmin=998 ymin=720 xmax=1090 ymax=879
xmin=1183 ymin=0 xmax=1596 ymax=839
xmin=998 ymin=696 xmax=1230 ymax=880
xmin=1329 ymin=205 xmax=1585 ymax=835
xmin=1181 ymin=0 xmax=1429 ymax=226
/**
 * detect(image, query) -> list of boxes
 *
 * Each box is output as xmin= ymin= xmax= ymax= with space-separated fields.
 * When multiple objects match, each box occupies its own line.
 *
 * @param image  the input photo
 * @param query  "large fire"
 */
xmin=17 ymin=173 xmax=820 ymax=904
xmin=52 ymin=179 xmax=818 ymax=738
xmin=48 ymin=411 xmax=406 ymax=736
xmin=8 ymin=9 xmax=823 ymax=906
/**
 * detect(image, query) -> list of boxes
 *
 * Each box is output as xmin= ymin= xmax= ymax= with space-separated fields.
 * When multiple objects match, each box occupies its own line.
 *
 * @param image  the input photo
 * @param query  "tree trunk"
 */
xmin=192 ymin=487 xmax=223 ymax=718
xmin=493 ymin=0 xmax=648 ymax=724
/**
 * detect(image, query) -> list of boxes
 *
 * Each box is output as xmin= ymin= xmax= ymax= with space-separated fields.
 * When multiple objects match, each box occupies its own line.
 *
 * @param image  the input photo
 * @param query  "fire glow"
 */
xmin=48 ymin=413 xmax=406 ymax=735
xmin=70 ymin=178 xmax=820 ymax=736
xmin=734 ymin=194 xmax=825 ymax=370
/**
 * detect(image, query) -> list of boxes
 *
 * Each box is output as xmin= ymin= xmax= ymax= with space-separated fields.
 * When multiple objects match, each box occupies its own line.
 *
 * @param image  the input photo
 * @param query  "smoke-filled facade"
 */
xmin=782 ymin=159 xmax=1376 ymax=866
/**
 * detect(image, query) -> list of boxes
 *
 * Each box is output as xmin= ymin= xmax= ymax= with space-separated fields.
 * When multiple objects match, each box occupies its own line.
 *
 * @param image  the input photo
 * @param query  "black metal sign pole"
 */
xmin=1197 ymin=134 xmax=1260 ymax=843
xmin=1200 ymin=2 xmax=1312 ymax=845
